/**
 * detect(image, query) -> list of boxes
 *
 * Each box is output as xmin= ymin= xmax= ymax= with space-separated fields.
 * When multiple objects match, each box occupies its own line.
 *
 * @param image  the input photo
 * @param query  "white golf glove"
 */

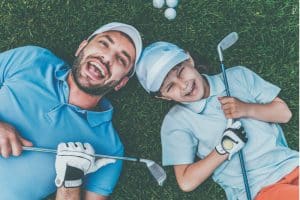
xmin=215 ymin=120 xmax=248 ymax=160
xmin=55 ymin=142 xmax=116 ymax=188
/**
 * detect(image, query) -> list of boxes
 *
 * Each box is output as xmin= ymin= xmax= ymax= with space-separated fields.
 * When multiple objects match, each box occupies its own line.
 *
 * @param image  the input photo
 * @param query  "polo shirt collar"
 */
xmin=55 ymin=67 xmax=70 ymax=81
xmin=182 ymin=73 xmax=225 ymax=113
xmin=53 ymin=67 xmax=114 ymax=127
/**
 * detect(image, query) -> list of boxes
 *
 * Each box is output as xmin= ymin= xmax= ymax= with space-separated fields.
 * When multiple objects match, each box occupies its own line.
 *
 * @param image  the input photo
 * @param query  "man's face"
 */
xmin=72 ymin=31 xmax=136 ymax=96
xmin=159 ymin=59 xmax=209 ymax=102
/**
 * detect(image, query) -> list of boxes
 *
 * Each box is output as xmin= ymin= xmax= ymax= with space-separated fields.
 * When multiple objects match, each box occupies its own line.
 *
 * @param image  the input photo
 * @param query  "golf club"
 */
xmin=217 ymin=32 xmax=252 ymax=200
xmin=22 ymin=146 xmax=167 ymax=186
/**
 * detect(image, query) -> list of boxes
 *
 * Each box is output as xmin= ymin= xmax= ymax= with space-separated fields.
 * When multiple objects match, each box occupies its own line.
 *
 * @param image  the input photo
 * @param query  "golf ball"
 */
xmin=166 ymin=0 xmax=178 ymax=8
xmin=153 ymin=0 xmax=165 ymax=9
xmin=164 ymin=8 xmax=176 ymax=20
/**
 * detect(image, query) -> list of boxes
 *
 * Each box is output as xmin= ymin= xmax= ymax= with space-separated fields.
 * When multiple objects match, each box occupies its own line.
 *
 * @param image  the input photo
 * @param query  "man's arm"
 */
xmin=54 ymin=142 xmax=115 ymax=200
xmin=218 ymin=97 xmax=292 ymax=123
xmin=174 ymin=149 xmax=228 ymax=192
xmin=56 ymin=187 xmax=80 ymax=200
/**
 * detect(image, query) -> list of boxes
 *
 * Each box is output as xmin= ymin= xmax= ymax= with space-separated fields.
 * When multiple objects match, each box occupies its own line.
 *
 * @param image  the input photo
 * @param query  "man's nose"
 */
xmin=100 ymin=54 xmax=113 ymax=67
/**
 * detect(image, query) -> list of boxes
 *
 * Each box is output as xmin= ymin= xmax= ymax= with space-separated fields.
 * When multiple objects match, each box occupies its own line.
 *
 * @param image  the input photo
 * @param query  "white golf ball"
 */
xmin=164 ymin=8 xmax=176 ymax=20
xmin=166 ymin=0 xmax=178 ymax=8
xmin=153 ymin=0 xmax=165 ymax=9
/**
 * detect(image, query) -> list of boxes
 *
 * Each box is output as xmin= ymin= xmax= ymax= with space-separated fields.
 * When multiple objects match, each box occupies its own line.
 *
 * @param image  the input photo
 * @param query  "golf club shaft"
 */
xmin=220 ymin=63 xmax=252 ymax=200
xmin=22 ymin=146 xmax=139 ymax=162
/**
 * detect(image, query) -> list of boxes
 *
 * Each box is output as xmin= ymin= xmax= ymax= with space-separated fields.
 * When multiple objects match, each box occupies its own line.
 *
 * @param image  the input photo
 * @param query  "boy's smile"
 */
xmin=159 ymin=59 xmax=210 ymax=102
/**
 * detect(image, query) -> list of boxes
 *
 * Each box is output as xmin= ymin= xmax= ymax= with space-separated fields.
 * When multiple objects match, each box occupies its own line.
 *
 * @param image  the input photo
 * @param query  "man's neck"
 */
xmin=67 ymin=74 xmax=102 ymax=111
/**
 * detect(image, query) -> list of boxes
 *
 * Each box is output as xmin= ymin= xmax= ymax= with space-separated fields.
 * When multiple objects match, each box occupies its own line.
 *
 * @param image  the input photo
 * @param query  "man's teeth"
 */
xmin=90 ymin=61 xmax=105 ymax=77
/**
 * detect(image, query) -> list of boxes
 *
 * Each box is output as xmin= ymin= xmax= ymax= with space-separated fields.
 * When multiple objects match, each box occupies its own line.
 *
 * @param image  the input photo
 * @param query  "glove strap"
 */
xmin=63 ymin=165 xmax=84 ymax=188
xmin=215 ymin=144 xmax=227 ymax=155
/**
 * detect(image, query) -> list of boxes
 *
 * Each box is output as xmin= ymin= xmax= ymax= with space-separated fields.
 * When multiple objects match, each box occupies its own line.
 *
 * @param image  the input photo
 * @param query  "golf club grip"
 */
xmin=22 ymin=146 xmax=139 ymax=162
xmin=220 ymin=63 xmax=251 ymax=200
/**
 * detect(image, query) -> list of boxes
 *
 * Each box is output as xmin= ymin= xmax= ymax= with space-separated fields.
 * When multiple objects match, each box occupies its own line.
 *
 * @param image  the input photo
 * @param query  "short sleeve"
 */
xmin=83 ymin=146 xmax=124 ymax=196
xmin=233 ymin=66 xmax=281 ymax=103
xmin=0 ymin=46 xmax=49 ymax=85
xmin=161 ymin=111 xmax=198 ymax=166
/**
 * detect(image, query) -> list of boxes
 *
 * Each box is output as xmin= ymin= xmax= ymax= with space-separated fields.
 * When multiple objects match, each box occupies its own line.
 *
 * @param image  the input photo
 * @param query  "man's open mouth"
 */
xmin=85 ymin=61 xmax=107 ymax=81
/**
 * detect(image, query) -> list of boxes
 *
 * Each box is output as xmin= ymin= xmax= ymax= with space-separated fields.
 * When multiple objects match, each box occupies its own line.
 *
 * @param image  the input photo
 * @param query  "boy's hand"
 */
xmin=55 ymin=142 xmax=116 ymax=188
xmin=218 ymin=97 xmax=249 ymax=119
xmin=215 ymin=121 xmax=248 ymax=160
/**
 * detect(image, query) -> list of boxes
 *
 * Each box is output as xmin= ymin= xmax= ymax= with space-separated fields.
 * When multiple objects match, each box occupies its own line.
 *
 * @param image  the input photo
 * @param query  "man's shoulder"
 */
xmin=10 ymin=45 xmax=51 ymax=55
xmin=3 ymin=45 xmax=61 ymax=64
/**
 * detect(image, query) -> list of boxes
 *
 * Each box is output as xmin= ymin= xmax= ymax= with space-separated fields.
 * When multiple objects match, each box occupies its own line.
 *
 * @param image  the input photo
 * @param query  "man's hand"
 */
xmin=218 ymin=96 xmax=249 ymax=119
xmin=215 ymin=121 xmax=248 ymax=160
xmin=55 ymin=142 xmax=116 ymax=188
xmin=0 ymin=121 xmax=33 ymax=158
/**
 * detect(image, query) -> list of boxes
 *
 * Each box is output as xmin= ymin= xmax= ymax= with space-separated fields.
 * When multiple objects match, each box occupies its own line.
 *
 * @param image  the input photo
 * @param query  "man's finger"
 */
xmin=19 ymin=136 xmax=33 ymax=147
xmin=10 ymin=139 xmax=22 ymax=156
xmin=1 ymin=140 xmax=12 ymax=158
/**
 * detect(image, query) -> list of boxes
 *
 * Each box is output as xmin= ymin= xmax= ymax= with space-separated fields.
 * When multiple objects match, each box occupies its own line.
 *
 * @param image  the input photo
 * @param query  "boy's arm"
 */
xmin=218 ymin=96 xmax=292 ymax=123
xmin=174 ymin=149 xmax=228 ymax=192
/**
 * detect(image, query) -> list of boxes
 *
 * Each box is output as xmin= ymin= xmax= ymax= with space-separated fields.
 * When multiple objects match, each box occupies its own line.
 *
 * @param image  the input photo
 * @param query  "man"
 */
xmin=0 ymin=22 xmax=142 ymax=200
xmin=135 ymin=41 xmax=299 ymax=200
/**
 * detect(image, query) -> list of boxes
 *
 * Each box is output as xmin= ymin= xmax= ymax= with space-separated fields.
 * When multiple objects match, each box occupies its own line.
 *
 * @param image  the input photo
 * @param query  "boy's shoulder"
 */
xmin=163 ymin=103 xmax=195 ymax=124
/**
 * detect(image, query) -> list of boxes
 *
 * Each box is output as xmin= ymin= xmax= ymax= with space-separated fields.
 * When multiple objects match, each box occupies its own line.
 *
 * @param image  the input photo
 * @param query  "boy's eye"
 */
xmin=177 ymin=66 xmax=185 ymax=78
xmin=166 ymin=83 xmax=173 ymax=93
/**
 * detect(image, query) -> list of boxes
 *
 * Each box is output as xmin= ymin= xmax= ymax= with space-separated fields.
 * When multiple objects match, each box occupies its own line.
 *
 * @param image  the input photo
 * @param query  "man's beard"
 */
xmin=71 ymin=52 xmax=120 ymax=96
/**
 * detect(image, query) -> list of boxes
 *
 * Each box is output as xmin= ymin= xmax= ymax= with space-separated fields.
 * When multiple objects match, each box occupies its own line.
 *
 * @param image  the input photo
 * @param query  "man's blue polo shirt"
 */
xmin=161 ymin=66 xmax=299 ymax=200
xmin=0 ymin=46 xmax=124 ymax=199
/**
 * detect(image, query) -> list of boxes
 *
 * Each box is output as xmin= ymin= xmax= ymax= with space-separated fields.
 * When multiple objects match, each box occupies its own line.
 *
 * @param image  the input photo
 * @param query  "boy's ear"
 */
xmin=155 ymin=95 xmax=172 ymax=101
xmin=75 ymin=40 xmax=88 ymax=57
xmin=186 ymin=52 xmax=195 ymax=68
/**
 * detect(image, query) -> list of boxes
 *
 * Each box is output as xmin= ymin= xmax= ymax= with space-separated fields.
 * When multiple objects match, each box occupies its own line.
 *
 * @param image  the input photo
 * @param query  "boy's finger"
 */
xmin=218 ymin=96 xmax=232 ymax=104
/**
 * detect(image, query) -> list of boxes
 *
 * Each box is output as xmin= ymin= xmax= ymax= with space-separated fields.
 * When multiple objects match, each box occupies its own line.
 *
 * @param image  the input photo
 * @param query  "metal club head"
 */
xmin=217 ymin=32 xmax=239 ymax=62
xmin=140 ymin=159 xmax=167 ymax=186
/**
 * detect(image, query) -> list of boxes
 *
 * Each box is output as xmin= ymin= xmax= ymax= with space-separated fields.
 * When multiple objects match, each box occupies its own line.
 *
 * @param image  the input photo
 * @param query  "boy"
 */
xmin=136 ymin=41 xmax=299 ymax=200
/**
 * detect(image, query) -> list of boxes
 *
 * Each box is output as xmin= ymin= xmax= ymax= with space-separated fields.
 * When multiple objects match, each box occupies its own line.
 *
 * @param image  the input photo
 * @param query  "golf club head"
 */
xmin=217 ymin=32 xmax=239 ymax=62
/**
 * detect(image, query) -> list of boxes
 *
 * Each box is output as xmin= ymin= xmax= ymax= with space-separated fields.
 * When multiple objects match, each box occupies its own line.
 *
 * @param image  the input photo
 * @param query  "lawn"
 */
xmin=0 ymin=0 xmax=298 ymax=199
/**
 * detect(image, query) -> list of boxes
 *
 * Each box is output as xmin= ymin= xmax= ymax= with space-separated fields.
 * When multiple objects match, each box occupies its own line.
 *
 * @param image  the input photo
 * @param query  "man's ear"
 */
xmin=186 ymin=52 xmax=195 ymax=68
xmin=155 ymin=95 xmax=172 ymax=101
xmin=75 ymin=40 xmax=88 ymax=57
xmin=114 ymin=76 xmax=129 ymax=91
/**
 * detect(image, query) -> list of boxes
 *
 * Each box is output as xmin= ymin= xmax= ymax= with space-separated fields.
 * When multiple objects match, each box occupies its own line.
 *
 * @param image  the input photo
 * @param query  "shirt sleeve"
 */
xmin=161 ymin=109 xmax=198 ymax=166
xmin=233 ymin=66 xmax=281 ymax=103
xmin=0 ymin=46 xmax=49 ymax=85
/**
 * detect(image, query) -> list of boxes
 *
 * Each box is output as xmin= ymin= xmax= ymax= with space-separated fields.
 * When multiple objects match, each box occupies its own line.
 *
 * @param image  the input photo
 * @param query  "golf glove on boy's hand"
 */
xmin=55 ymin=142 xmax=116 ymax=188
xmin=215 ymin=121 xmax=248 ymax=160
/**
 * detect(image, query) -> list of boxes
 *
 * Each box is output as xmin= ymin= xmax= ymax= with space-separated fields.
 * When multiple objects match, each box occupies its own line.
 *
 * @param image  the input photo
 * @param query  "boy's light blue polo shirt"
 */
xmin=161 ymin=66 xmax=299 ymax=200
xmin=0 ymin=46 xmax=124 ymax=199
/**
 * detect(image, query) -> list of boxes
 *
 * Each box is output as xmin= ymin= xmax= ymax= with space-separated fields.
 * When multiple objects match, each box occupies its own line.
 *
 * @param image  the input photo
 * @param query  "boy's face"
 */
xmin=158 ymin=58 xmax=209 ymax=102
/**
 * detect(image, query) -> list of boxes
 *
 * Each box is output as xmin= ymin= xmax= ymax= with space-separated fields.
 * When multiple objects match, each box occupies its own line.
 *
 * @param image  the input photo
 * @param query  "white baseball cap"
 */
xmin=88 ymin=22 xmax=142 ymax=77
xmin=136 ymin=41 xmax=189 ymax=93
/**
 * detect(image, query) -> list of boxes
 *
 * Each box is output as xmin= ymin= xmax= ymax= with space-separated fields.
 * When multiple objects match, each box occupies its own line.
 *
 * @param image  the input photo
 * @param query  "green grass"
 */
xmin=0 ymin=0 xmax=298 ymax=199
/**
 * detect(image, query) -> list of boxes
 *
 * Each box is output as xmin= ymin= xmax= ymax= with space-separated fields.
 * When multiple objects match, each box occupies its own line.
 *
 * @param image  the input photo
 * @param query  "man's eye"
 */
xmin=99 ymin=41 xmax=108 ymax=47
xmin=118 ymin=56 xmax=127 ymax=67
